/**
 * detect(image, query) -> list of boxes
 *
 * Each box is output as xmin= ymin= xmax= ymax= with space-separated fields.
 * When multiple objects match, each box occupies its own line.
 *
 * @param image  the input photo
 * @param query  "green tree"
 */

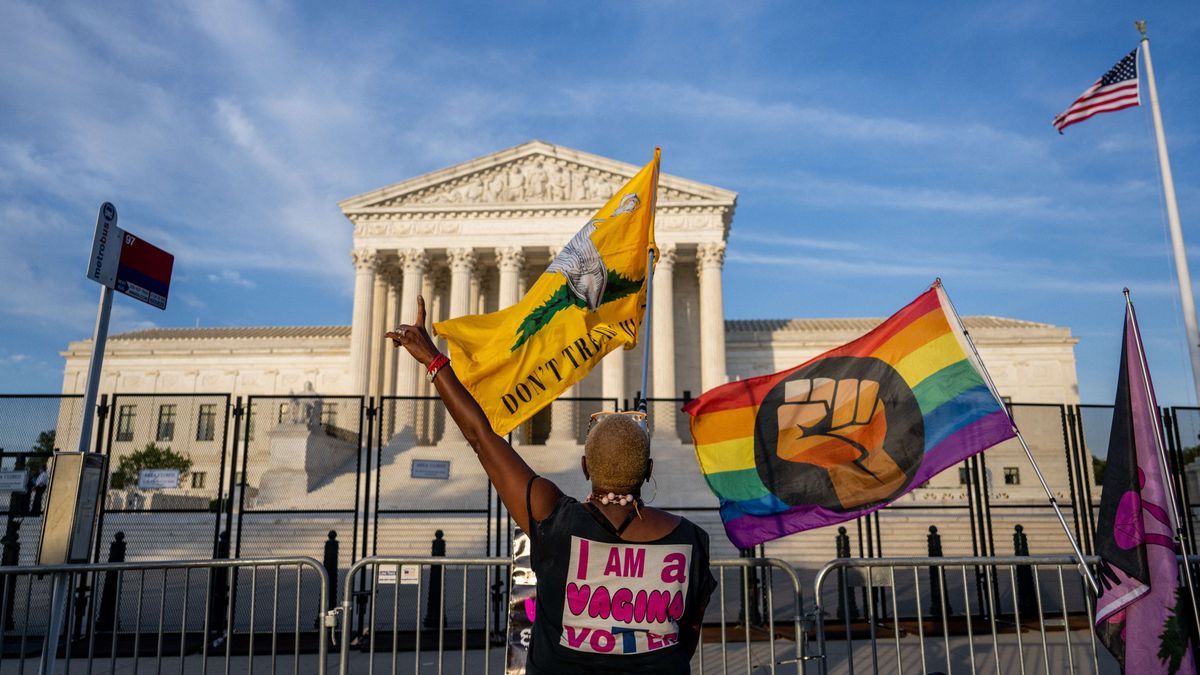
xmin=109 ymin=442 xmax=191 ymax=490
xmin=27 ymin=429 xmax=54 ymax=472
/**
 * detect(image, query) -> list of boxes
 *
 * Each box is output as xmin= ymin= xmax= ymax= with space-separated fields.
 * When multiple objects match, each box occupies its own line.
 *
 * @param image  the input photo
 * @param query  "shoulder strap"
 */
xmin=582 ymin=501 xmax=642 ymax=538
xmin=525 ymin=475 xmax=540 ymax=529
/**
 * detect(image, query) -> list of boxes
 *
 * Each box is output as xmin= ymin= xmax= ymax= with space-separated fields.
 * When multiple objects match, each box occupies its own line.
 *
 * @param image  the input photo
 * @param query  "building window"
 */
xmin=116 ymin=405 xmax=136 ymax=442
xmin=196 ymin=404 xmax=217 ymax=441
xmin=321 ymin=405 xmax=336 ymax=428
xmin=958 ymin=467 xmax=971 ymax=485
xmin=1004 ymin=467 xmax=1021 ymax=485
xmin=156 ymin=404 xmax=177 ymax=442
xmin=191 ymin=472 xmax=207 ymax=489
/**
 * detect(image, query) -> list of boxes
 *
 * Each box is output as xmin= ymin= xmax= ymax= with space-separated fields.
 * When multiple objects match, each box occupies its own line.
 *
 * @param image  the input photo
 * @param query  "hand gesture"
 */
xmin=775 ymin=377 xmax=886 ymax=478
xmin=385 ymin=296 xmax=439 ymax=366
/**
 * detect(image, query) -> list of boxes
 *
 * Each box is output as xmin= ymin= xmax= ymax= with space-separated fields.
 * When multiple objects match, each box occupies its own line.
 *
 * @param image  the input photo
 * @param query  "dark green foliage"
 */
xmin=1092 ymin=456 xmax=1106 ymax=484
xmin=510 ymin=270 xmax=643 ymax=351
xmin=1157 ymin=585 xmax=1194 ymax=673
xmin=28 ymin=430 xmax=53 ymax=472
xmin=109 ymin=442 xmax=192 ymax=490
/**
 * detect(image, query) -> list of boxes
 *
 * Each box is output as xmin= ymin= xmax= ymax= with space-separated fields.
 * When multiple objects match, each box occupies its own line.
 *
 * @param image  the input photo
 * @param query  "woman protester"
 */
xmin=388 ymin=296 xmax=716 ymax=674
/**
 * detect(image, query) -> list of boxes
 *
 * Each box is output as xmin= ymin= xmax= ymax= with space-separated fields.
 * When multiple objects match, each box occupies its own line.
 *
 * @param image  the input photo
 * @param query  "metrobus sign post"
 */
xmin=76 ymin=202 xmax=174 ymax=458
xmin=41 ymin=202 xmax=173 ymax=675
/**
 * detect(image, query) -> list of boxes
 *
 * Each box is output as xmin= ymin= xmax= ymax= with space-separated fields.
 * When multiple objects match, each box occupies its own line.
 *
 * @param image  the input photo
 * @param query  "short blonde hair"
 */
xmin=584 ymin=414 xmax=650 ymax=493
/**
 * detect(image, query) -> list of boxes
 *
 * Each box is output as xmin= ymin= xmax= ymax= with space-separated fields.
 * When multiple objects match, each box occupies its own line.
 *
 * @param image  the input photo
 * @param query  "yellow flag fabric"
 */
xmin=434 ymin=150 xmax=660 ymax=435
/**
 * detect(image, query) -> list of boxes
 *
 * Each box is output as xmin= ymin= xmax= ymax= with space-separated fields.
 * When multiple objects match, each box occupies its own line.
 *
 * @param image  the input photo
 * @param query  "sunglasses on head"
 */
xmin=587 ymin=410 xmax=649 ymax=432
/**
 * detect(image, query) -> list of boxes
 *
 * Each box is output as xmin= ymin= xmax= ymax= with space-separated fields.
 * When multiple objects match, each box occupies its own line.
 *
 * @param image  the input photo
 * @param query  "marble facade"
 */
xmin=58 ymin=141 xmax=1084 ymax=507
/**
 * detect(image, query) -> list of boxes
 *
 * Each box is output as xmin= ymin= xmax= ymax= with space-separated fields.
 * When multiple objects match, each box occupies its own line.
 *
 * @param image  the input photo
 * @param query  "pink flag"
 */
xmin=1094 ymin=299 xmax=1195 ymax=673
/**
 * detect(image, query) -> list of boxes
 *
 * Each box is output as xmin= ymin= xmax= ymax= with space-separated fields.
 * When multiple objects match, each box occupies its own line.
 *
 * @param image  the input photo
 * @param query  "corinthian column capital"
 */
xmin=496 ymin=247 xmax=526 ymax=273
xmin=401 ymin=249 xmax=428 ymax=274
xmin=657 ymin=244 xmax=677 ymax=270
xmin=447 ymin=248 xmax=477 ymax=275
xmin=351 ymin=248 xmax=380 ymax=271
xmin=696 ymin=242 xmax=727 ymax=270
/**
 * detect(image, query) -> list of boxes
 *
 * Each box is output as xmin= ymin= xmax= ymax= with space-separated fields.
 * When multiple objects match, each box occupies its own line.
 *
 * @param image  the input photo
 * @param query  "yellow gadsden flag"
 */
xmin=434 ymin=149 xmax=661 ymax=435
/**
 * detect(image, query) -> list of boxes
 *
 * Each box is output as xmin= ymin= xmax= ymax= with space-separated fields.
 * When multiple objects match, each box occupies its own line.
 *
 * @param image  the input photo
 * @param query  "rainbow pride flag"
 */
xmin=683 ymin=283 xmax=1016 ymax=548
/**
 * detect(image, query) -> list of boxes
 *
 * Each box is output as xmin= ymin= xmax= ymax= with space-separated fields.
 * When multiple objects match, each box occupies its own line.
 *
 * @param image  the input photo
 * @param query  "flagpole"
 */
xmin=638 ymin=248 xmax=655 ymax=415
xmin=637 ymin=148 xmax=662 ymax=415
xmin=937 ymin=280 xmax=1100 ymax=595
xmin=1125 ymin=289 xmax=1200 ymax=637
xmin=1137 ymin=20 xmax=1200 ymax=407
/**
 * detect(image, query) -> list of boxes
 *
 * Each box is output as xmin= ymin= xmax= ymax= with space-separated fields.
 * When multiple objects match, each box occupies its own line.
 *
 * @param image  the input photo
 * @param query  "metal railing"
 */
xmin=339 ymin=556 xmax=810 ymax=675
xmin=0 ymin=555 xmax=331 ymax=674
xmin=810 ymin=555 xmax=1108 ymax=675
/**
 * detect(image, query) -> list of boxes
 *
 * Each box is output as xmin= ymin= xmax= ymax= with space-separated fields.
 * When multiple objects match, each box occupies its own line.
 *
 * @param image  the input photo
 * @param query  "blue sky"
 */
xmin=1 ymin=1 xmax=1198 ymax=406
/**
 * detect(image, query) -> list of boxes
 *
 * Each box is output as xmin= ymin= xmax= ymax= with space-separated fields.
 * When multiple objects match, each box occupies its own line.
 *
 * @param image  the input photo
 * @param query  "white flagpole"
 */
xmin=1137 ymin=20 xmax=1200 ymax=406
xmin=1125 ymin=289 xmax=1200 ymax=641
xmin=937 ymin=280 xmax=1100 ymax=595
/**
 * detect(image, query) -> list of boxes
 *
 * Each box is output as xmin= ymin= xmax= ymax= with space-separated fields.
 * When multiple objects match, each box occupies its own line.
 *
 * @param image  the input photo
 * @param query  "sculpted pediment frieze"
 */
xmin=340 ymin=141 xmax=737 ymax=216
xmin=372 ymin=155 xmax=699 ymax=208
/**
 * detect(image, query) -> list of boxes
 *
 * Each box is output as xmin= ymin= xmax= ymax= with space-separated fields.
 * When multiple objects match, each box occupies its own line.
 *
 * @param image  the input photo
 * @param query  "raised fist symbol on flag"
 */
xmin=755 ymin=357 xmax=925 ymax=512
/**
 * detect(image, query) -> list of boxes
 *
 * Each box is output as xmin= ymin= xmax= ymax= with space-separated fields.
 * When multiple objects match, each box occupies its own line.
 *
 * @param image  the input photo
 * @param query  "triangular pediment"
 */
xmin=338 ymin=140 xmax=737 ymax=214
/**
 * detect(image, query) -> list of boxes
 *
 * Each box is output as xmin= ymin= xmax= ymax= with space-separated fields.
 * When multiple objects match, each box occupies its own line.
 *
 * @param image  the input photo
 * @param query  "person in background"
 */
xmin=28 ymin=468 xmax=48 ymax=516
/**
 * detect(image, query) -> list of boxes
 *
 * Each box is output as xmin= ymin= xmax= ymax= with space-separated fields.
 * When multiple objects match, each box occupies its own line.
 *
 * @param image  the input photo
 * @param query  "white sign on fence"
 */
xmin=378 ymin=566 xmax=398 ymax=585
xmin=0 ymin=470 xmax=28 ymax=492
xmin=401 ymin=564 xmax=420 ymax=585
xmin=138 ymin=469 xmax=180 ymax=490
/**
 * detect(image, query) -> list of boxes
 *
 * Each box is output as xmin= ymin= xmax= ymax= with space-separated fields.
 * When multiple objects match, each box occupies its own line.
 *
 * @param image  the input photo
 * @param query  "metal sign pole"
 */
xmin=76 ymin=286 xmax=114 ymax=455
xmin=41 ymin=285 xmax=113 ymax=674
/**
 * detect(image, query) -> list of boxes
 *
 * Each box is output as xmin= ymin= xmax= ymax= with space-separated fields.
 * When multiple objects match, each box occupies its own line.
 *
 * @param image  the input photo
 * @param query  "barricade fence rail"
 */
xmin=810 ymin=555 xmax=1112 ymax=675
xmin=339 ymin=556 xmax=809 ymax=675
xmin=0 ymin=555 xmax=330 ymax=674
xmin=0 ymin=553 xmax=1193 ymax=674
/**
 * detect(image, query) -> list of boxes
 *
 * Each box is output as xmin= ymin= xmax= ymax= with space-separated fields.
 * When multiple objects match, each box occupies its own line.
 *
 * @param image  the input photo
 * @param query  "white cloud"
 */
xmin=207 ymin=270 xmax=256 ymax=288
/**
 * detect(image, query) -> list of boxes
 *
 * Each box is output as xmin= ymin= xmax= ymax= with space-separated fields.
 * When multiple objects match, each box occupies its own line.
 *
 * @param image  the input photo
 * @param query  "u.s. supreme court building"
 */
xmin=59 ymin=141 xmax=1087 ymax=562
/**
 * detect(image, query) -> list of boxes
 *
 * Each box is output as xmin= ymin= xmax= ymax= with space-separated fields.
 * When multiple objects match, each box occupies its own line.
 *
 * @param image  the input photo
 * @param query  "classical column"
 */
xmin=441 ymin=249 xmax=476 ymax=444
xmin=415 ymin=267 xmax=439 ymax=444
xmin=368 ymin=268 xmax=390 ymax=399
xmin=496 ymin=247 xmax=525 ymax=309
xmin=349 ymin=249 xmax=379 ymax=396
xmin=396 ymin=250 xmax=428 ymax=398
xmin=496 ymin=247 xmax=527 ymax=443
xmin=447 ymin=249 xmax=476 ymax=322
xmin=602 ymin=349 xmax=625 ymax=410
xmin=697 ymin=242 xmax=728 ymax=392
xmin=651 ymin=245 xmax=678 ymax=441
xmin=382 ymin=269 xmax=402 ymax=398
xmin=542 ymin=246 xmax=578 ymax=444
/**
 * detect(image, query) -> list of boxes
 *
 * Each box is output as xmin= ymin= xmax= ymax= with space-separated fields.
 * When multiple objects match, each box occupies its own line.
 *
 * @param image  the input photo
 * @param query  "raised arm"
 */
xmin=386 ymin=296 xmax=562 ymax=534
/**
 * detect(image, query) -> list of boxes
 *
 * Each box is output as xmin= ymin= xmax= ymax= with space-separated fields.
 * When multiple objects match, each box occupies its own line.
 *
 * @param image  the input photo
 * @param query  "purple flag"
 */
xmin=1094 ymin=300 xmax=1195 ymax=673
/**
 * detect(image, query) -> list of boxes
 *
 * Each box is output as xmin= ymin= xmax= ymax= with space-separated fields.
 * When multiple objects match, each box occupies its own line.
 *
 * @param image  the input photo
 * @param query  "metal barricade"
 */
xmin=340 ymin=556 xmax=808 ymax=675
xmin=810 ymin=555 xmax=1109 ymax=675
xmin=0 ymin=556 xmax=330 ymax=674
xmin=701 ymin=558 xmax=808 ymax=675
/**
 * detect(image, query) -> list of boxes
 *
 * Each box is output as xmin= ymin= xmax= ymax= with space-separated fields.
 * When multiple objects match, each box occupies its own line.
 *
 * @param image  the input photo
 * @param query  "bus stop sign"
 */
xmin=86 ymin=202 xmax=174 ymax=309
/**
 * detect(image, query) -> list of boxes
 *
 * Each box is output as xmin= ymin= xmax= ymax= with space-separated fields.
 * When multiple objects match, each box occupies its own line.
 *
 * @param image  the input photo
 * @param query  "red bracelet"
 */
xmin=427 ymin=353 xmax=450 ymax=383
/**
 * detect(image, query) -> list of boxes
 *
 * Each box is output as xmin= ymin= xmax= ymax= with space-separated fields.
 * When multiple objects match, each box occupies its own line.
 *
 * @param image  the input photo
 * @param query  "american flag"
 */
xmin=1053 ymin=48 xmax=1140 ymax=133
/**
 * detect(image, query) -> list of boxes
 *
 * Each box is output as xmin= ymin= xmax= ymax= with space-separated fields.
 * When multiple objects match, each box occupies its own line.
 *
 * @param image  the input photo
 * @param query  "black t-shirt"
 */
xmin=526 ymin=492 xmax=717 ymax=674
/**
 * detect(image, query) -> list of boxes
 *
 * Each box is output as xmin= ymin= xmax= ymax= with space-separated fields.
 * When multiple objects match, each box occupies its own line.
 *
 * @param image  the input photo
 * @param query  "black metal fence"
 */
xmin=1 ymin=394 xmax=1198 ymax=573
